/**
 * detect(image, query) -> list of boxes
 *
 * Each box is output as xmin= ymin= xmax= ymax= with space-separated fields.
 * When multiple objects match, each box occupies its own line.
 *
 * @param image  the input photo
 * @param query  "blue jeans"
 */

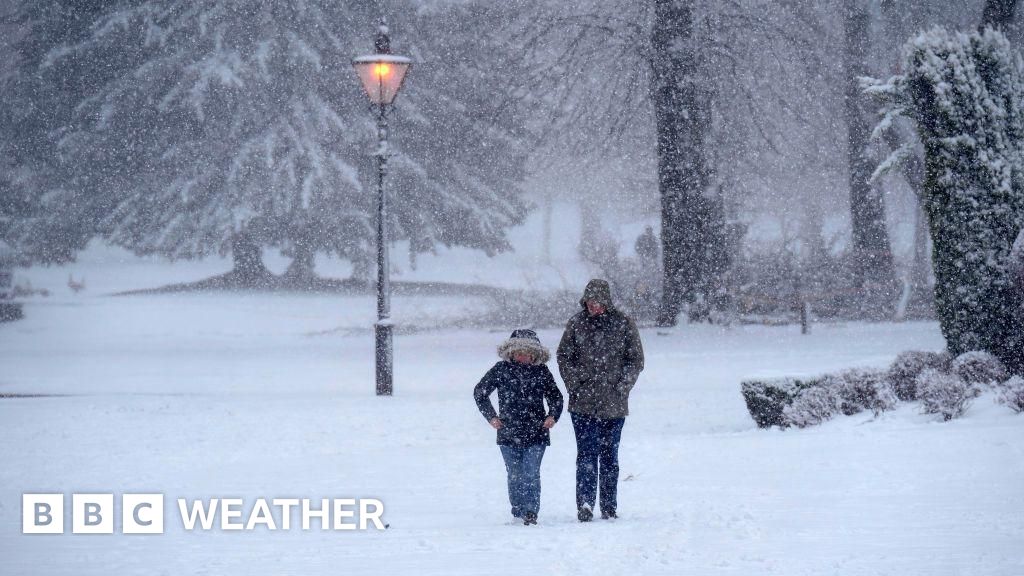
xmin=571 ymin=412 xmax=625 ymax=513
xmin=499 ymin=444 xmax=546 ymax=517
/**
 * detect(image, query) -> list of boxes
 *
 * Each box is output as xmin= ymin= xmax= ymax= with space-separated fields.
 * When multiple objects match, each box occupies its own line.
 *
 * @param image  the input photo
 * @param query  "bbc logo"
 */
xmin=22 ymin=493 xmax=164 ymax=534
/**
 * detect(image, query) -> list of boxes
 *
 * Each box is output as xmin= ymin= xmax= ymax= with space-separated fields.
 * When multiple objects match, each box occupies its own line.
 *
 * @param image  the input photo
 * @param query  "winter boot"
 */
xmin=577 ymin=504 xmax=593 ymax=522
xmin=601 ymin=509 xmax=617 ymax=520
xmin=523 ymin=512 xmax=538 ymax=526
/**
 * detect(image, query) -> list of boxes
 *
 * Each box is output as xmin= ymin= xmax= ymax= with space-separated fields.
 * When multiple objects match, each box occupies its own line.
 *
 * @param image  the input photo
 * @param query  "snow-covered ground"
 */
xmin=1 ymin=280 xmax=1022 ymax=575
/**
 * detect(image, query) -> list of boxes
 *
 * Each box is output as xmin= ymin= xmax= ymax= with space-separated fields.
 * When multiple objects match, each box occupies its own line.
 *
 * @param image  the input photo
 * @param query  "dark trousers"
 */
xmin=570 ymin=412 xmax=625 ymax=513
xmin=499 ymin=444 xmax=546 ymax=517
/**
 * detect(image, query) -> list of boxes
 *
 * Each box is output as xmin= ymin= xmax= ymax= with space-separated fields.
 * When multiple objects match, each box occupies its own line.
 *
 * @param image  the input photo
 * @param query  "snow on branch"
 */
xmin=870 ymin=143 xmax=913 ymax=184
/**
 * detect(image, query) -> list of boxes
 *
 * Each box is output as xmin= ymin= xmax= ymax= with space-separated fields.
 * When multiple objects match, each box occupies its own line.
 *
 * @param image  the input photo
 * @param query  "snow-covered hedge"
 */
xmin=743 ymin=347 xmax=1020 ymax=428
xmin=831 ymin=368 xmax=899 ymax=415
xmin=741 ymin=377 xmax=821 ymax=428
xmin=915 ymin=368 xmax=980 ymax=421
xmin=742 ymin=369 xmax=898 ymax=429
xmin=780 ymin=369 xmax=899 ymax=428
xmin=783 ymin=385 xmax=840 ymax=428
xmin=888 ymin=350 xmax=951 ymax=400
xmin=997 ymin=376 xmax=1024 ymax=413
xmin=950 ymin=351 xmax=1010 ymax=386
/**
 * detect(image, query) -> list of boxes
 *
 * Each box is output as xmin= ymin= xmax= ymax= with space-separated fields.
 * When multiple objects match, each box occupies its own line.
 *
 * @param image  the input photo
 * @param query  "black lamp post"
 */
xmin=352 ymin=21 xmax=411 ymax=396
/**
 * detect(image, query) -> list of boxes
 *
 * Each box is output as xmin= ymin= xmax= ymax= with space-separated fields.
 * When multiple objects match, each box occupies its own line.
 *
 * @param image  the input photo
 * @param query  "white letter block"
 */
xmin=73 ymin=493 xmax=114 ymax=534
xmin=123 ymin=494 xmax=164 ymax=534
xmin=22 ymin=494 xmax=64 ymax=534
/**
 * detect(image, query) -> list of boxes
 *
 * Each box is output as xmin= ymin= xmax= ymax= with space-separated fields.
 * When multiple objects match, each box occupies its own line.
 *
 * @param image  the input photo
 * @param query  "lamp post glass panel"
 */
xmin=352 ymin=25 xmax=411 ymax=396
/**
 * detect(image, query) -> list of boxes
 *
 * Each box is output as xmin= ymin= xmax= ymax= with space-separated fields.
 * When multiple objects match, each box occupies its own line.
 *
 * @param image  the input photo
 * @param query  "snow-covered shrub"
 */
xmin=951 ymin=351 xmax=1010 ymax=386
xmin=741 ymin=377 xmax=820 ymax=428
xmin=783 ymin=385 xmax=841 ymax=428
xmin=888 ymin=350 xmax=951 ymax=400
xmin=997 ymin=376 xmax=1024 ymax=413
xmin=916 ymin=368 xmax=980 ymax=421
xmin=743 ymin=369 xmax=899 ymax=429
xmin=828 ymin=368 xmax=899 ymax=416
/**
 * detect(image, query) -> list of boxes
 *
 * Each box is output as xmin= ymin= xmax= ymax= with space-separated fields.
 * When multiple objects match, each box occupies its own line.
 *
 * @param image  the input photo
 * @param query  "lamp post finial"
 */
xmin=375 ymin=18 xmax=391 ymax=54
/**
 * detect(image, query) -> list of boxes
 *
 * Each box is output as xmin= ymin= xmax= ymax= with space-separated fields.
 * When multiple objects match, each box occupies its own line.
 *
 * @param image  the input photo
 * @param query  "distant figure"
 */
xmin=473 ymin=329 xmax=563 ymax=526
xmin=67 ymin=274 xmax=86 ymax=293
xmin=557 ymin=279 xmax=644 ymax=522
xmin=632 ymin=226 xmax=661 ymax=319
xmin=634 ymin=225 xmax=659 ymax=262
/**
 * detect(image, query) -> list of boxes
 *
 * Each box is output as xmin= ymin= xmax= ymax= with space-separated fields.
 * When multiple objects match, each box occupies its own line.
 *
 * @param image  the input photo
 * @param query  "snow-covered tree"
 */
xmin=867 ymin=27 xmax=1024 ymax=373
xmin=873 ymin=0 xmax=1003 ymax=319
xmin=980 ymin=0 xmax=1019 ymax=31
xmin=501 ymin=0 xmax=829 ymax=325
xmin=1 ymin=1 xmax=118 ymax=264
xmin=3 ymin=0 xmax=527 ymax=282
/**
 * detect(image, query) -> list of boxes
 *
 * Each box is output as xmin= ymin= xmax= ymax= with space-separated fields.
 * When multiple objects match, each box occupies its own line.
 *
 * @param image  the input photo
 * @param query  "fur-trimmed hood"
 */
xmin=497 ymin=329 xmax=550 ymax=365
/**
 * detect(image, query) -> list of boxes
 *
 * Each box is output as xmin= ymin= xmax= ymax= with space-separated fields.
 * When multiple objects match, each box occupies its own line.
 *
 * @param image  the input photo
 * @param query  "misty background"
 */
xmin=1 ymin=0 xmax=1020 ymax=326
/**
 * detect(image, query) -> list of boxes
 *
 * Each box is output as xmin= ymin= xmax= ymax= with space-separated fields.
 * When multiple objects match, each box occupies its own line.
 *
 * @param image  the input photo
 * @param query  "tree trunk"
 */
xmin=981 ymin=0 xmax=1018 ymax=30
xmin=880 ymin=0 xmax=934 ymax=318
xmin=879 ymin=129 xmax=933 ymax=317
xmin=578 ymin=201 xmax=598 ymax=259
xmin=230 ymin=230 xmax=271 ymax=285
xmin=911 ymin=197 xmax=931 ymax=286
xmin=900 ymin=149 xmax=930 ymax=297
xmin=651 ymin=0 xmax=717 ymax=327
xmin=578 ymin=202 xmax=617 ymax=274
xmin=352 ymin=252 xmax=372 ymax=284
xmin=283 ymin=243 xmax=316 ymax=284
xmin=542 ymin=192 xmax=553 ymax=265
xmin=843 ymin=0 xmax=898 ymax=315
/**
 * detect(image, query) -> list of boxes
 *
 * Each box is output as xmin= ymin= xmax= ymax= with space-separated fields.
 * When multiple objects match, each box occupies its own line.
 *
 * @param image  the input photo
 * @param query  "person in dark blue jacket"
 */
xmin=474 ymin=329 xmax=564 ymax=525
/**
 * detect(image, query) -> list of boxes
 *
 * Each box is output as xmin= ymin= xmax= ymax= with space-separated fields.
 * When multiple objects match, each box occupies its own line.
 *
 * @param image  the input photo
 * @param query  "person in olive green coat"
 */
xmin=557 ymin=279 xmax=644 ymax=521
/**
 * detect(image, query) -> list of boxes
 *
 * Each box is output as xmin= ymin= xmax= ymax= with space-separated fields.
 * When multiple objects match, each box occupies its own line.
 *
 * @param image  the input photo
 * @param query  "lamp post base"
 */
xmin=375 ymin=322 xmax=393 ymax=396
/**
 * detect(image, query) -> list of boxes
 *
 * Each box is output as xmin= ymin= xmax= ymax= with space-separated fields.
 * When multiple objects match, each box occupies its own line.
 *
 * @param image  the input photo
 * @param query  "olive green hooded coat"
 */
xmin=557 ymin=279 xmax=645 ymax=419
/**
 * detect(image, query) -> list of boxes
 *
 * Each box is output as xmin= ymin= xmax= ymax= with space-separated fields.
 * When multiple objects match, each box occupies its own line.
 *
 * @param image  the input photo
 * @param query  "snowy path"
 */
xmin=1 ymin=294 xmax=1022 ymax=575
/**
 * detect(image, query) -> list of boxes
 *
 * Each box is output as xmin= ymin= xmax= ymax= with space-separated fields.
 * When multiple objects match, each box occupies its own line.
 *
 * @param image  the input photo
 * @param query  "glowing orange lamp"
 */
xmin=352 ymin=25 xmax=411 ymax=106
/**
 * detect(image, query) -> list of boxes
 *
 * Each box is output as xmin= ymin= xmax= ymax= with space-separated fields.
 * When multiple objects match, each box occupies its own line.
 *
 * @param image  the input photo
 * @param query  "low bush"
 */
xmin=783 ymin=385 xmax=841 ymax=428
xmin=740 ymin=377 xmax=820 ymax=428
xmin=829 ymin=368 xmax=899 ymax=416
xmin=888 ymin=350 xmax=950 ymax=401
xmin=916 ymin=368 xmax=979 ymax=421
xmin=950 ymin=351 xmax=1010 ymax=386
xmin=741 ymin=348 xmax=1012 ymax=428
xmin=996 ymin=376 xmax=1024 ymax=413
xmin=742 ymin=368 xmax=901 ymax=429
